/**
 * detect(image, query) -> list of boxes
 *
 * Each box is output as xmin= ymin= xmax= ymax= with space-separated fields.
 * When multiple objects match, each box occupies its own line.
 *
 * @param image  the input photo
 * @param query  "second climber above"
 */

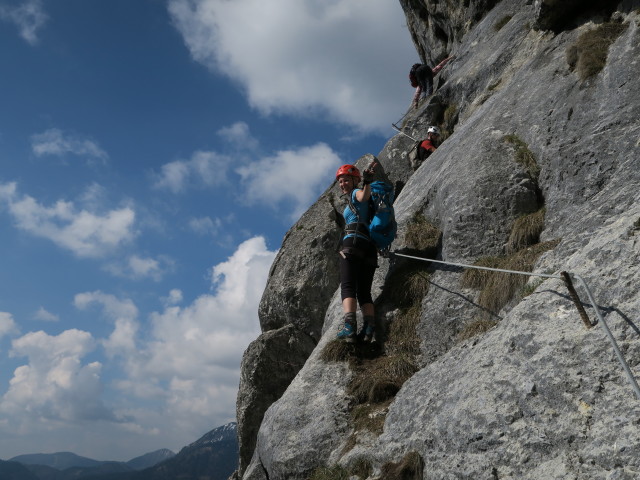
xmin=410 ymin=56 xmax=454 ymax=109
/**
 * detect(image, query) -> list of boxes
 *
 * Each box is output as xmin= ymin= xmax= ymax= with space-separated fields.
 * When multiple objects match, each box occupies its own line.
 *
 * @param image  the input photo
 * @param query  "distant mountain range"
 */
xmin=1 ymin=422 xmax=237 ymax=480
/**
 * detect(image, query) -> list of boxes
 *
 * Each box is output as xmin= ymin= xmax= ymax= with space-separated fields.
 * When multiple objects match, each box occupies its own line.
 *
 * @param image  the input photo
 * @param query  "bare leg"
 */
xmin=342 ymin=297 xmax=357 ymax=313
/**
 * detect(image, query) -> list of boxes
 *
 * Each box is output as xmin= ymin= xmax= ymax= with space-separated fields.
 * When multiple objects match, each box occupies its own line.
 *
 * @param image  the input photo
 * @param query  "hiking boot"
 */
xmin=337 ymin=312 xmax=357 ymax=343
xmin=362 ymin=323 xmax=375 ymax=343
xmin=362 ymin=315 xmax=375 ymax=343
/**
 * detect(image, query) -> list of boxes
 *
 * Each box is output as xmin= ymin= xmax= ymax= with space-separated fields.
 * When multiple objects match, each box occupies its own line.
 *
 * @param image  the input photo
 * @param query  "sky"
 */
xmin=0 ymin=0 xmax=416 ymax=461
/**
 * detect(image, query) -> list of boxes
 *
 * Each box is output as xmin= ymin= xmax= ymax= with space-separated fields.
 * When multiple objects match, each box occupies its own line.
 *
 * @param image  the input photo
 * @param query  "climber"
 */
xmin=408 ymin=126 xmax=441 ymax=170
xmin=410 ymin=56 xmax=454 ymax=109
xmin=418 ymin=126 xmax=441 ymax=159
xmin=335 ymin=162 xmax=377 ymax=343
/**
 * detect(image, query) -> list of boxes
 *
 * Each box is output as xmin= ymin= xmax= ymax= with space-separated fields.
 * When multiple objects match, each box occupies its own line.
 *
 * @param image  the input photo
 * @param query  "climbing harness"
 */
xmin=390 ymin=251 xmax=640 ymax=401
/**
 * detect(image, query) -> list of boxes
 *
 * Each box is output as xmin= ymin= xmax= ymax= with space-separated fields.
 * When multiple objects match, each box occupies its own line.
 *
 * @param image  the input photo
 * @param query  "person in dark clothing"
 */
xmin=335 ymin=162 xmax=377 ymax=343
xmin=411 ymin=56 xmax=453 ymax=108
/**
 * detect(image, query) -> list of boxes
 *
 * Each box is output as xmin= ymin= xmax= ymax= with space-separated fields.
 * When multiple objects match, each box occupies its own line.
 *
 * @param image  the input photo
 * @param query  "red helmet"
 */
xmin=335 ymin=164 xmax=361 ymax=181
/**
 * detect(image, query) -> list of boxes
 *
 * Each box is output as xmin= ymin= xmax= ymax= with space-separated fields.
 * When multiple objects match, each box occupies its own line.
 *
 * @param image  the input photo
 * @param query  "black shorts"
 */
xmin=339 ymin=236 xmax=377 ymax=305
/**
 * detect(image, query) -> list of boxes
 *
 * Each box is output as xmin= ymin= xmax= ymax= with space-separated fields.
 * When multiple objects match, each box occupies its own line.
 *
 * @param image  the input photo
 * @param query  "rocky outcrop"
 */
xmin=399 ymin=0 xmax=501 ymax=63
xmin=235 ymin=326 xmax=316 ymax=476
xmin=235 ymin=1 xmax=640 ymax=479
xmin=533 ymin=0 xmax=620 ymax=32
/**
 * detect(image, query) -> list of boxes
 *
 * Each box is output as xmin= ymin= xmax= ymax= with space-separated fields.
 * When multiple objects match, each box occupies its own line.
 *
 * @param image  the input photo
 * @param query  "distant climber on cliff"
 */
xmin=408 ymin=126 xmax=441 ymax=170
xmin=409 ymin=56 xmax=454 ymax=108
xmin=335 ymin=162 xmax=378 ymax=343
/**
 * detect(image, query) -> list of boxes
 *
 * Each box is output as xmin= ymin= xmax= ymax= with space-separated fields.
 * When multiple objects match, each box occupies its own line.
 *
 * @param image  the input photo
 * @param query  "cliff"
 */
xmin=234 ymin=1 xmax=640 ymax=479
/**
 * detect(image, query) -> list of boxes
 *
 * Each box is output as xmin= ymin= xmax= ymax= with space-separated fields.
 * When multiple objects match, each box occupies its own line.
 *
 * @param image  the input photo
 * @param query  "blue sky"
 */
xmin=0 ymin=0 xmax=415 ymax=461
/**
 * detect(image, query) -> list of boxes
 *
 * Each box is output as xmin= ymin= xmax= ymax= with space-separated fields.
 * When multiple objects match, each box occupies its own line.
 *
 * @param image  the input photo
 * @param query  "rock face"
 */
xmin=235 ymin=1 xmax=640 ymax=479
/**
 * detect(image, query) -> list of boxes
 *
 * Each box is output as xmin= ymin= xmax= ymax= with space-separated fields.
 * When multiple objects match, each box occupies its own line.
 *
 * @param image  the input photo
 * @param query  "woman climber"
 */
xmin=335 ymin=162 xmax=378 ymax=343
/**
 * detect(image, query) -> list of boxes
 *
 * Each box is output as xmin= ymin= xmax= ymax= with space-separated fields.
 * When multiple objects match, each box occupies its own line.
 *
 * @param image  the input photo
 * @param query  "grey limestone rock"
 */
xmin=235 ymin=325 xmax=316 ymax=475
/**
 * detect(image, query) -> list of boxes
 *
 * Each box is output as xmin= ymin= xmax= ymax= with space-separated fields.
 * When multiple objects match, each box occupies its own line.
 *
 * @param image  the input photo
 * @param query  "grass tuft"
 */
xmin=461 ymin=240 xmax=560 ymax=318
xmin=440 ymin=103 xmax=458 ymax=139
xmin=386 ymin=263 xmax=431 ymax=308
xmin=350 ymin=457 xmax=373 ymax=479
xmin=460 ymin=256 xmax=502 ymax=289
xmin=386 ymin=305 xmax=422 ymax=357
xmin=351 ymin=400 xmax=392 ymax=435
xmin=347 ymin=354 xmax=417 ymax=404
xmin=457 ymin=318 xmax=498 ymax=341
xmin=404 ymin=213 xmax=441 ymax=252
xmin=507 ymin=208 xmax=545 ymax=253
xmin=320 ymin=339 xmax=357 ymax=364
xmin=308 ymin=464 xmax=350 ymax=480
xmin=566 ymin=22 xmax=628 ymax=80
xmin=378 ymin=451 xmax=424 ymax=480
xmin=503 ymin=134 xmax=540 ymax=180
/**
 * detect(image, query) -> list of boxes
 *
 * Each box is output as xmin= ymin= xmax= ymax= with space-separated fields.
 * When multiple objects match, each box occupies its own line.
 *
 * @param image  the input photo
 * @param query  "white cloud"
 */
xmin=73 ymin=291 xmax=139 ymax=357
xmin=0 ymin=312 xmax=19 ymax=338
xmin=31 ymin=128 xmax=109 ymax=164
xmin=0 ymin=0 xmax=48 ymax=45
xmin=216 ymin=121 xmax=259 ymax=150
xmin=34 ymin=307 xmax=59 ymax=322
xmin=188 ymin=215 xmax=221 ymax=235
xmin=104 ymin=254 xmax=175 ymax=281
xmin=168 ymin=0 xmax=416 ymax=133
xmin=188 ymin=215 xmax=236 ymax=249
xmin=0 ymin=182 xmax=136 ymax=258
xmin=237 ymin=142 xmax=341 ymax=219
xmin=0 ymin=237 xmax=277 ymax=458
xmin=1 ymin=329 xmax=116 ymax=422
xmin=128 ymin=256 xmax=167 ymax=280
xmin=123 ymin=236 xmax=276 ymax=423
xmin=153 ymin=150 xmax=230 ymax=193
xmin=162 ymin=289 xmax=183 ymax=306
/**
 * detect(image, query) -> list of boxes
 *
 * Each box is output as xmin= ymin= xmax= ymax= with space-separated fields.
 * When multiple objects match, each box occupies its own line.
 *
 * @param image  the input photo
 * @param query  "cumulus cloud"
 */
xmin=31 ymin=128 xmax=109 ymax=164
xmin=122 ymin=236 xmax=276 ymax=426
xmin=34 ymin=307 xmax=59 ymax=322
xmin=0 ymin=312 xmax=19 ymax=338
xmin=73 ymin=291 xmax=139 ymax=357
xmin=0 ymin=181 xmax=136 ymax=258
xmin=0 ymin=0 xmax=48 ymax=45
xmin=0 ymin=237 xmax=277 ymax=457
xmin=153 ymin=150 xmax=230 ymax=193
xmin=168 ymin=0 xmax=416 ymax=133
xmin=152 ymin=120 xmax=339 ymax=219
xmin=237 ymin=142 xmax=340 ymax=219
xmin=1 ymin=329 xmax=116 ymax=422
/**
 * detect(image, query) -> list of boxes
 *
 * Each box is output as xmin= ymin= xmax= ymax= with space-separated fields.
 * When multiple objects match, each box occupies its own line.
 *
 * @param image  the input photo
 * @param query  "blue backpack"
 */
xmin=348 ymin=181 xmax=397 ymax=252
xmin=368 ymin=181 xmax=397 ymax=251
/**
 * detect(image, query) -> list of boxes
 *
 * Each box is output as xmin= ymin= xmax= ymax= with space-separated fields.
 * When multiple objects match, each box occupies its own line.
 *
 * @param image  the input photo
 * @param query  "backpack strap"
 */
xmin=344 ymin=191 xmax=373 ymax=246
